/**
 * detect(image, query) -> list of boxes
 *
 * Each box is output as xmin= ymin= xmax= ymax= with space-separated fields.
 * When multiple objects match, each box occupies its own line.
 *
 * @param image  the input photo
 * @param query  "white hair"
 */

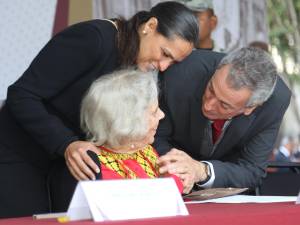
xmin=218 ymin=47 xmax=278 ymax=107
xmin=80 ymin=69 xmax=158 ymax=148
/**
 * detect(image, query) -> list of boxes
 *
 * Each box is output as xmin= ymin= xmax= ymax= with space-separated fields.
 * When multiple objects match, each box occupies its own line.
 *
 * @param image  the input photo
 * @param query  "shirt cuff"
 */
xmin=197 ymin=161 xmax=215 ymax=188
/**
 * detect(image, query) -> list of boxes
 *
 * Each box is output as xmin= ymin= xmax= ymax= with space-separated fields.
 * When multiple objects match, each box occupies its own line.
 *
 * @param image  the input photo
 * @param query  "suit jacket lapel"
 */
xmin=189 ymin=92 xmax=214 ymax=159
xmin=212 ymin=112 xmax=257 ymax=158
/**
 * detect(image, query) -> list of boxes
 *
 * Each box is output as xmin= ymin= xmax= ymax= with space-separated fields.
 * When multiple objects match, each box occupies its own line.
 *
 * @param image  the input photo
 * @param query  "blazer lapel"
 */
xmin=212 ymin=112 xmax=257 ymax=158
xmin=189 ymin=94 xmax=214 ymax=159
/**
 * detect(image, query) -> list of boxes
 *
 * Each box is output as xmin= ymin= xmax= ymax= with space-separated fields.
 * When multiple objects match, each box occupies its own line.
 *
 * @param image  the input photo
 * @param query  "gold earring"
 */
xmin=142 ymin=30 xmax=147 ymax=35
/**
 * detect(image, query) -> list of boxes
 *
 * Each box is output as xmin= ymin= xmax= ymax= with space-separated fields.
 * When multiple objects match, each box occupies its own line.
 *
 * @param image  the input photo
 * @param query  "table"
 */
xmin=268 ymin=161 xmax=300 ymax=173
xmin=0 ymin=202 xmax=299 ymax=225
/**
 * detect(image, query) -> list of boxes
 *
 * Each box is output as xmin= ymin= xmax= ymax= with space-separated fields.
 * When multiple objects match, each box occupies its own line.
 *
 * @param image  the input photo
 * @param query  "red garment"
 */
xmin=212 ymin=119 xmax=226 ymax=144
xmin=98 ymin=145 xmax=183 ymax=193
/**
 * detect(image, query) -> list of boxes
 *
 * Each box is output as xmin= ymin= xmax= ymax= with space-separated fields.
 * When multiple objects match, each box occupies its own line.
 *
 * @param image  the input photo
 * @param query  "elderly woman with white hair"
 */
xmin=79 ymin=69 xmax=183 ymax=192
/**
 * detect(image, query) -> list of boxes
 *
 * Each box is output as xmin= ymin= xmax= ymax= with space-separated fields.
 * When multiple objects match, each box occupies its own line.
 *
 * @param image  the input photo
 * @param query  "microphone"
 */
xmin=87 ymin=150 xmax=102 ymax=180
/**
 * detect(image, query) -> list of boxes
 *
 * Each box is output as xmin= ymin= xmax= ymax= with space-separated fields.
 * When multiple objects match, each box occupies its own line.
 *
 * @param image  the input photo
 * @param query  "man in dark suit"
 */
xmin=275 ymin=136 xmax=296 ymax=163
xmin=154 ymin=47 xmax=291 ymax=193
xmin=274 ymin=136 xmax=298 ymax=172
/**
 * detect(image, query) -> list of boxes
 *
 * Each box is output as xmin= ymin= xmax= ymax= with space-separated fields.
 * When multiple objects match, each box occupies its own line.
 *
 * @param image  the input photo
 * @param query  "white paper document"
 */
xmin=185 ymin=194 xmax=297 ymax=204
xmin=67 ymin=178 xmax=188 ymax=221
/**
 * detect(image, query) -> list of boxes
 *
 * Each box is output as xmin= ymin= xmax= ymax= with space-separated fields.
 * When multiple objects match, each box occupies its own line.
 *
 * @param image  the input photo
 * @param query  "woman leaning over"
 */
xmin=0 ymin=1 xmax=198 ymax=218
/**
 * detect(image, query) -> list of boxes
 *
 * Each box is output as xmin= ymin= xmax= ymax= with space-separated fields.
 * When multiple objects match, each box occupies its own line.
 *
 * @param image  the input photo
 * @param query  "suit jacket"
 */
xmin=154 ymin=50 xmax=291 ymax=188
xmin=0 ymin=20 xmax=119 ymax=169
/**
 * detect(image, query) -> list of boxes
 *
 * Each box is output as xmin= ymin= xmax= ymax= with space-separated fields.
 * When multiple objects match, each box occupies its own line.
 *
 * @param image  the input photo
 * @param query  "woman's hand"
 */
xmin=64 ymin=141 xmax=101 ymax=181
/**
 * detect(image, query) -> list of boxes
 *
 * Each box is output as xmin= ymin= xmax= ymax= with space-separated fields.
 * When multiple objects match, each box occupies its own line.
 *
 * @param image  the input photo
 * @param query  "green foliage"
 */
xmin=291 ymin=74 xmax=300 ymax=82
xmin=267 ymin=0 xmax=300 ymax=83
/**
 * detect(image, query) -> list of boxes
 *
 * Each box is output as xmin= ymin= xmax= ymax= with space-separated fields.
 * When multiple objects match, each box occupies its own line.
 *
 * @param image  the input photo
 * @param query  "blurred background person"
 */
xmin=293 ymin=134 xmax=300 ymax=160
xmin=275 ymin=136 xmax=298 ymax=164
xmin=178 ymin=0 xmax=219 ymax=50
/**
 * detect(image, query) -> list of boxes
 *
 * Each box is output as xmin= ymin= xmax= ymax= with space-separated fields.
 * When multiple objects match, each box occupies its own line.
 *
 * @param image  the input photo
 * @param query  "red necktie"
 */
xmin=212 ymin=119 xmax=226 ymax=144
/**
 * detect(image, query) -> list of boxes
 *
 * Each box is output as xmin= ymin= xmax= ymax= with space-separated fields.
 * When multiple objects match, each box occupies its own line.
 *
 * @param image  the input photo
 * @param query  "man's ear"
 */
xmin=143 ymin=17 xmax=158 ymax=33
xmin=243 ymin=105 xmax=257 ymax=116
xmin=210 ymin=15 xmax=217 ymax=30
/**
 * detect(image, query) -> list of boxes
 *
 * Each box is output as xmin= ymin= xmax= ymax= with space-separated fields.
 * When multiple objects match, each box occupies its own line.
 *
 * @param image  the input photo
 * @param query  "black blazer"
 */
xmin=0 ymin=20 xmax=119 ymax=168
xmin=154 ymin=50 xmax=291 ymax=188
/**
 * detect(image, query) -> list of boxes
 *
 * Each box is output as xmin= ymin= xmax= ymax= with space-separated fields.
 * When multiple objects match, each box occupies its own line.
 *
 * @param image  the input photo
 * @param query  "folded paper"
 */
xmin=66 ymin=178 xmax=188 ymax=221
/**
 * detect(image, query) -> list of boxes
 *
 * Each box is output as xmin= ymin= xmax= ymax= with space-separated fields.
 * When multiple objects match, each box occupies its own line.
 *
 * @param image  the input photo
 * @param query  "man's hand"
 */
xmin=64 ymin=141 xmax=101 ymax=181
xmin=157 ymin=148 xmax=208 ymax=193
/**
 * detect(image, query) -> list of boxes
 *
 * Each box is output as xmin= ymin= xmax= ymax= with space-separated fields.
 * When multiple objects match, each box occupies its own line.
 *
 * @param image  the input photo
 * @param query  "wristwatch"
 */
xmin=197 ymin=162 xmax=211 ymax=185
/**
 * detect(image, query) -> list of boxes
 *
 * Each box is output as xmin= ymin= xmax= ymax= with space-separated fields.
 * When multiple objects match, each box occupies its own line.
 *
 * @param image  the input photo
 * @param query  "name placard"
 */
xmin=66 ymin=178 xmax=188 ymax=221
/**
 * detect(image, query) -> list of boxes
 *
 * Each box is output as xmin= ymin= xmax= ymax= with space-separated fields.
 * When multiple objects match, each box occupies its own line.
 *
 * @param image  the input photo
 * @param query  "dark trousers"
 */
xmin=0 ymin=157 xmax=49 ymax=218
xmin=0 ymin=144 xmax=77 ymax=218
xmin=48 ymin=159 xmax=78 ymax=212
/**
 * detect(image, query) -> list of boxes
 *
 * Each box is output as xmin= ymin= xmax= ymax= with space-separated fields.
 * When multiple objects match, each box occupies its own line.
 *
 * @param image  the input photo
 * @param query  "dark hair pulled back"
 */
xmin=117 ymin=1 xmax=199 ymax=67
